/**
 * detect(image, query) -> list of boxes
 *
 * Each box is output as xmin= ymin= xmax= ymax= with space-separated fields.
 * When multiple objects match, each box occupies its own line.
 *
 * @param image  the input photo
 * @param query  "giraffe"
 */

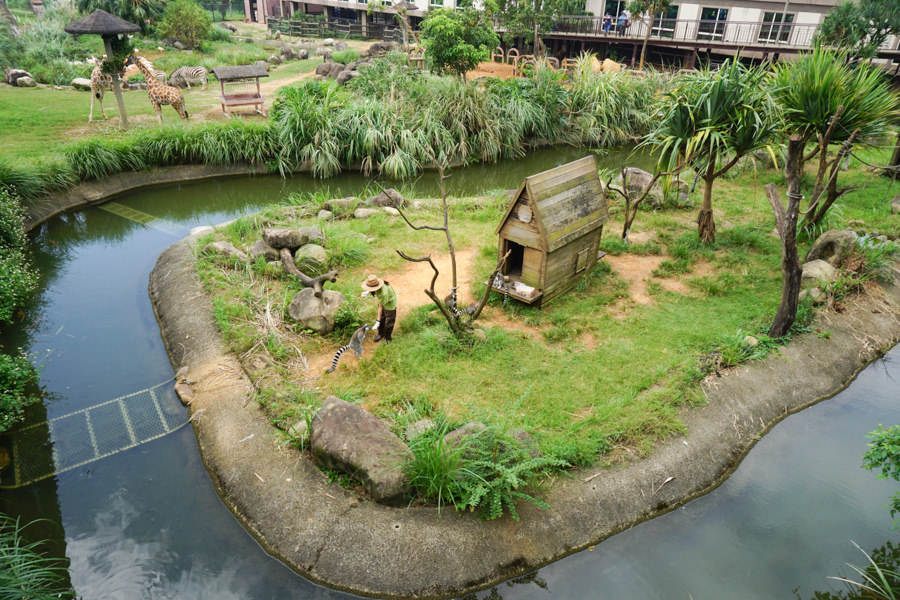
xmin=88 ymin=57 xmax=114 ymax=123
xmin=127 ymin=55 xmax=189 ymax=123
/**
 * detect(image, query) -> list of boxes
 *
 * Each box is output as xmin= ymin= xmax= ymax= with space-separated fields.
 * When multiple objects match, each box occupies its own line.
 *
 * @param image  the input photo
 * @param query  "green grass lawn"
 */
xmin=194 ymin=157 xmax=899 ymax=469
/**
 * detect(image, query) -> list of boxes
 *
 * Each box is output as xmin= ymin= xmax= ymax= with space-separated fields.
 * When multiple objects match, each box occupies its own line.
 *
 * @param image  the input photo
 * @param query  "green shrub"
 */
xmin=0 ymin=351 xmax=40 ymax=433
xmin=157 ymin=0 xmax=213 ymax=49
xmin=0 ymin=188 xmax=37 ymax=324
xmin=864 ymin=424 xmax=900 ymax=528
xmin=330 ymin=49 xmax=359 ymax=65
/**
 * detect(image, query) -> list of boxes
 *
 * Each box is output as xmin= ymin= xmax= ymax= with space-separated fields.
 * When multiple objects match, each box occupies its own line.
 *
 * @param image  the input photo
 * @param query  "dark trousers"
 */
xmin=379 ymin=308 xmax=396 ymax=341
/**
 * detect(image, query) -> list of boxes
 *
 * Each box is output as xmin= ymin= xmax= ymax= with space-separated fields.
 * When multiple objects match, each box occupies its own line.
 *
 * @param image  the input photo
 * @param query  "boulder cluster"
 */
xmin=313 ymin=40 xmax=399 ymax=86
xmin=4 ymin=67 xmax=35 ymax=88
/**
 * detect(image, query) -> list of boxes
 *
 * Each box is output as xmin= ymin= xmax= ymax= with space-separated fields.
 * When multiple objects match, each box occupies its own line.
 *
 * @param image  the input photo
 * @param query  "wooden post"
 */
xmin=102 ymin=36 xmax=129 ymax=130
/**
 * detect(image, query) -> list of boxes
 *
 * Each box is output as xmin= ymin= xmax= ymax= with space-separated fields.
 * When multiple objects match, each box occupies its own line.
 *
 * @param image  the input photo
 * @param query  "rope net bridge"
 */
xmin=0 ymin=380 xmax=187 ymax=489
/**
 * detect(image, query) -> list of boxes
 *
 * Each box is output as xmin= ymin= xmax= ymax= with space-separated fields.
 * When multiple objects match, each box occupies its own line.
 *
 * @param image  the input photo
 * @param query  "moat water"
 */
xmin=0 ymin=147 xmax=897 ymax=599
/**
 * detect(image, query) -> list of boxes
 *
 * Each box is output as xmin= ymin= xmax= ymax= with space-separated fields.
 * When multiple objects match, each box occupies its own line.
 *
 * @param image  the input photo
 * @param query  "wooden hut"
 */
xmin=492 ymin=156 xmax=608 ymax=306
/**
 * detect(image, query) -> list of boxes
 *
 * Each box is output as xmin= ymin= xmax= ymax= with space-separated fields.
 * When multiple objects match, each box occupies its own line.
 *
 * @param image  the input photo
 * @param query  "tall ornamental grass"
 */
xmin=0 ymin=514 xmax=74 ymax=600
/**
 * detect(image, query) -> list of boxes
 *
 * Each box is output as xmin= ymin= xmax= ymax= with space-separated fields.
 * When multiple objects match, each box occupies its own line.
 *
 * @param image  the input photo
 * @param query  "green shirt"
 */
xmin=373 ymin=284 xmax=397 ymax=311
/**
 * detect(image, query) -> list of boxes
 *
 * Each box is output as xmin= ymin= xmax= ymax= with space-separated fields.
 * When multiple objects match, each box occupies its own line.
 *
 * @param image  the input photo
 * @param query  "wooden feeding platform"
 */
xmin=492 ymin=155 xmax=609 ymax=306
xmin=210 ymin=65 xmax=269 ymax=116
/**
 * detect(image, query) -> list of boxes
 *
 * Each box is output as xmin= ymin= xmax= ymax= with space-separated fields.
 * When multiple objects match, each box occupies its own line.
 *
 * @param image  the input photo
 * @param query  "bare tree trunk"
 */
xmin=0 ymin=0 xmax=18 ymax=34
xmin=804 ymin=129 xmax=861 ymax=229
xmin=768 ymin=135 xmax=805 ymax=338
xmin=396 ymin=250 xmax=460 ymax=333
xmin=279 ymin=248 xmax=338 ymax=297
xmin=638 ymin=15 xmax=652 ymax=70
xmin=804 ymin=106 xmax=844 ymax=221
xmin=697 ymin=160 xmax=716 ymax=244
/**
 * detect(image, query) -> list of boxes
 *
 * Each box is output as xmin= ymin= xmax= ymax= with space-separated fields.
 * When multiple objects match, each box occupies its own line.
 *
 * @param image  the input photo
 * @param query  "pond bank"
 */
xmin=149 ymin=225 xmax=900 ymax=599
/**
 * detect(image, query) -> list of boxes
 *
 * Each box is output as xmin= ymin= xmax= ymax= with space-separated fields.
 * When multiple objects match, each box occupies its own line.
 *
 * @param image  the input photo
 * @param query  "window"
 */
xmin=697 ymin=7 xmax=727 ymax=40
xmin=575 ymin=248 xmax=589 ymax=274
xmin=604 ymin=0 xmax=627 ymax=18
xmin=430 ymin=0 xmax=443 ymax=5
xmin=652 ymin=4 xmax=678 ymax=38
xmin=758 ymin=11 xmax=794 ymax=43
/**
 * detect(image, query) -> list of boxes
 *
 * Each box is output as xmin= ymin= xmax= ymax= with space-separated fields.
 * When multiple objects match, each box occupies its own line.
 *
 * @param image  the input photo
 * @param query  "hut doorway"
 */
xmin=504 ymin=241 xmax=525 ymax=278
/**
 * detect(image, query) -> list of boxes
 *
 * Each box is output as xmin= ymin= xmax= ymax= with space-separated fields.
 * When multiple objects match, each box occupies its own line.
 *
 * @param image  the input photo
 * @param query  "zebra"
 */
xmin=132 ymin=56 xmax=167 ymax=85
xmin=169 ymin=66 xmax=209 ymax=90
xmin=325 ymin=324 xmax=370 ymax=374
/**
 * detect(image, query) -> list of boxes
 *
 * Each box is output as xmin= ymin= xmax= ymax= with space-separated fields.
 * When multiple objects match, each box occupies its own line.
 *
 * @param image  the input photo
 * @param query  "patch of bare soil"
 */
xmin=466 ymin=61 xmax=518 ymax=80
xmin=605 ymin=254 xmax=715 ymax=314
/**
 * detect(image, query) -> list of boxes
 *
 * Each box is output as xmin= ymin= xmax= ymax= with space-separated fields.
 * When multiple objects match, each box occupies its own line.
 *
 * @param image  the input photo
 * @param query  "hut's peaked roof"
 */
xmin=211 ymin=65 xmax=269 ymax=81
xmin=496 ymin=156 xmax=608 ymax=252
xmin=64 ymin=10 xmax=140 ymax=35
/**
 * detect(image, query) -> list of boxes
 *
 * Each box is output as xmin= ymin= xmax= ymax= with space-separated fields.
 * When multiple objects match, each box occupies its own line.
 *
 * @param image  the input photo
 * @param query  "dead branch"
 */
xmin=396 ymin=249 xmax=459 ymax=331
xmin=279 ymin=248 xmax=337 ymax=297
xmin=471 ymin=249 xmax=511 ymax=320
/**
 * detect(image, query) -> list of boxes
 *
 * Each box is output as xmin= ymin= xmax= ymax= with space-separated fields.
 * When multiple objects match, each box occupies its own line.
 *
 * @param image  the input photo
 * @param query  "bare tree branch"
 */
xmin=279 ymin=248 xmax=338 ymax=297
xmin=471 ymin=250 xmax=511 ymax=320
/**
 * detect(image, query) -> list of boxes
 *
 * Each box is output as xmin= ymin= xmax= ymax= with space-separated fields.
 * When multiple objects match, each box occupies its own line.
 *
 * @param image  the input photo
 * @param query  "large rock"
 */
xmin=249 ymin=239 xmax=280 ymax=262
xmin=621 ymin=166 xmax=663 ymax=205
xmin=299 ymin=225 xmax=326 ymax=245
xmin=315 ymin=61 xmax=336 ymax=77
xmin=443 ymin=422 xmax=486 ymax=448
xmin=804 ymin=229 xmax=858 ymax=268
xmin=366 ymin=188 xmax=404 ymax=208
xmin=891 ymin=193 xmax=900 ymax=215
xmin=324 ymin=196 xmax=357 ymax=212
xmin=262 ymin=228 xmax=309 ymax=250
xmin=295 ymin=243 xmax=328 ymax=274
xmin=365 ymin=41 xmax=398 ymax=57
xmin=310 ymin=396 xmax=411 ymax=504
xmin=16 ymin=76 xmax=36 ymax=87
xmin=334 ymin=40 xmax=348 ymax=51
xmin=801 ymin=259 xmax=838 ymax=287
xmin=72 ymin=77 xmax=92 ymax=91
xmin=296 ymin=47 xmax=309 ymax=60
xmin=353 ymin=207 xmax=380 ymax=219
xmin=601 ymin=58 xmax=622 ymax=73
xmin=335 ymin=69 xmax=355 ymax=85
xmin=5 ymin=68 xmax=32 ymax=86
xmin=201 ymin=241 xmax=247 ymax=262
xmin=288 ymin=287 xmax=346 ymax=334
xmin=267 ymin=54 xmax=283 ymax=65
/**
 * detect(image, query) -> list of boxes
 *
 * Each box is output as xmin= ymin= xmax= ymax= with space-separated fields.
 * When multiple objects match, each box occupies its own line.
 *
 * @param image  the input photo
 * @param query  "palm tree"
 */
xmin=767 ymin=47 xmax=899 ymax=337
xmin=641 ymin=59 xmax=778 ymax=243
xmin=628 ymin=0 xmax=671 ymax=71
xmin=773 ymin=47 xmax=899 ymax=232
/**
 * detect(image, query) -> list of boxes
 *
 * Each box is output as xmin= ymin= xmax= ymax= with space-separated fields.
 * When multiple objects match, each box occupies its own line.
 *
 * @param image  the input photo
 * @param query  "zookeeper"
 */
xmin=361 ymin=274 xmax=397 ymax=342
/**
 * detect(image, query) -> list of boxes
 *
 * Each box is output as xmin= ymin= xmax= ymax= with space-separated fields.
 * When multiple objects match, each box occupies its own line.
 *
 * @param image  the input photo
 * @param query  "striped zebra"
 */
xmin=169 ymin=66 xmax=209 ymax=90
xmin=134 ymin=57 xmax=167 ymax=85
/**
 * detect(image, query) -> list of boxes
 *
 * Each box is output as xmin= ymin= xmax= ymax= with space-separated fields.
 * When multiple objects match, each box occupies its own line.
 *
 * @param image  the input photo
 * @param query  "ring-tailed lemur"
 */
xmin=325 ymin=324 xmax=370 ymax=374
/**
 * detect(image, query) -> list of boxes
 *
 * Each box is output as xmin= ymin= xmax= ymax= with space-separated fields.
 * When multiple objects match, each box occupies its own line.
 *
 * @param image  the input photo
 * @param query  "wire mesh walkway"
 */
xmin=98 ymin=202 xmax=185 ymax=237
xmin=0 ymin=380 xmax=188 ymax=489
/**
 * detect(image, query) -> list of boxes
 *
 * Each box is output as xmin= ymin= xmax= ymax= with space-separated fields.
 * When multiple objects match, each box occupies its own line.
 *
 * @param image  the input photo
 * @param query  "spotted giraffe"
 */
xmin=127 ymin=55 xmax=189 ymax=123
xmin=88 ymin=58 xmax=113 ymax=122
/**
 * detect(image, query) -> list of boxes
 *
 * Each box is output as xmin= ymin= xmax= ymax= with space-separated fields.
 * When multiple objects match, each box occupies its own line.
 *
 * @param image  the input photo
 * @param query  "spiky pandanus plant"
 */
xmin=641 ymin=59 xmax=778 ymax=244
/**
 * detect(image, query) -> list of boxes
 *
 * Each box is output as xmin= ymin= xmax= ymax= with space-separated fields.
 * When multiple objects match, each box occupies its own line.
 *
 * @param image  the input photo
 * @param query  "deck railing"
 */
xmin=267 ymin=16 xmax=402 ymax=41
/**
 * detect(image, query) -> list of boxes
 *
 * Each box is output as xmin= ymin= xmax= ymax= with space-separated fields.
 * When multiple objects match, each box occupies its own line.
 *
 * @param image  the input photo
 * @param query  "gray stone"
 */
xmin=249 ymin=239 xmax=280 ymax=262
xmin=743 ymin=335 xmax=759 ymax=348
xmin=173 ymin=40 xmax=186 ymax=50
xmin=288 ymin=418 xmax=309 ymax=441
xmin=15 ymin=76 xmax=36 ymax=87
xmin=322 ymin=37 xmax=335 ymax=46
xmin=508 ymin=428 xmax=540 ymax=458
xmin=273 ymin=30 xmax=281 ymax=40
xmin=367 ymin=188 xmax=405 ymax=208
xmin=288 ymin=287 xmax=346 ymax=334
xmin=310 ymin=396 xmax=410 ymax=504
xmin=621 ymin=166 xmax=663 ymax=205
xmin=383 ymin=206 xmax=400 ymax=216
xmin=318 ymin=209 xmax=333 ymax=220
xmin=189 ymin=225 xmax=214 ymax=237
xmin=847 ymin=219 xmax=865 ymax=228
xmin=299 ymin=226 xmax=326 ymax=244
xmin=335 ymin=69 xmax=353 ymax=85
xmin=801 ymin=259 xmax=838 ymax=287
xmin=295 ymin=243 xmax=328 ymax=274
xmin=201 ymin=241 xmax=247 ymax=262
xmin=324 ymin=196 xmax=357 ymax=212
xmin=315 ymin=46 xmax=330 ymax=57
xmin=473 ymin=328 xmax=487 ymax=341
xmin=804 ymin=229 xmax=858 ymax=268
xmin=254 ymin=60 xmax=270 ymax=72
xmin=365 ymin=41 xmax=399 ymax=57
xmin=334 ymin=40 xmax=348 ymax=51
xmin=72 ymin=77 xmax=92 ymax=91
xmin=315 ymin=61 xmax=335 ymax=77
xmin=4 ymin=68 xmax=32 ymax=86
xmin=405 ymin=418 xmax=435 ymax=441
xmin=280 ymin=47 xmax=296 ymax=60
xmin=799 ymin=286 xmax=828 ymax=306
xmin=296 ymin=48 xmax=309 ymax=60
xmin=443 ymin=422 xmax=486 ymax=449
xmin=267 ymin=54 xmax=282 ymax=65
xmin=262 ymin=228 xmax=309 ymax=250
xmin=353 ymin=208 xmax=380 ymax=219
xmin=891 ymin=194 xmax=900 ymax=215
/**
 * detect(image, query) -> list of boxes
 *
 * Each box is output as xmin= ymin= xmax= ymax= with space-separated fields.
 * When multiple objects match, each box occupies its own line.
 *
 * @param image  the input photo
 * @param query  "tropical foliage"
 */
xmin=817 ymin=0 xmax=900 ymax=60
xmin=864 ymin=425 xmax=900 ymax=528
xmin=420 ymin=7 xmax=498 ymax=77
xmin=628 ymin=0 xmax=672 ymax=71
xmin=75 ymin=0 xmax=166 ymax=31
xmin=156 ymin=0 xmax=213 ymax=50
xmin=640 ymin=58 xmax=778 ymax=243
xmin=0 ymin=187 xmax=37 ymax=324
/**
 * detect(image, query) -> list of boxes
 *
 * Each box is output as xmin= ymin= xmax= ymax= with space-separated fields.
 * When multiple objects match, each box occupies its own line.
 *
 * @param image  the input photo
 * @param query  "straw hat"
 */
xmin=361 ymin=274 xmax=384 ymax=292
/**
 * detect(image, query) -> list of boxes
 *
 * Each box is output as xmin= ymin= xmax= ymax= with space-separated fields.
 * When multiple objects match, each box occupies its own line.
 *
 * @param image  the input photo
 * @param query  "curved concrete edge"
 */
xmin=149 ymin=234 xmax=900 ymax=600
xmin=24 ymin=164 xmax=273 ymax=230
